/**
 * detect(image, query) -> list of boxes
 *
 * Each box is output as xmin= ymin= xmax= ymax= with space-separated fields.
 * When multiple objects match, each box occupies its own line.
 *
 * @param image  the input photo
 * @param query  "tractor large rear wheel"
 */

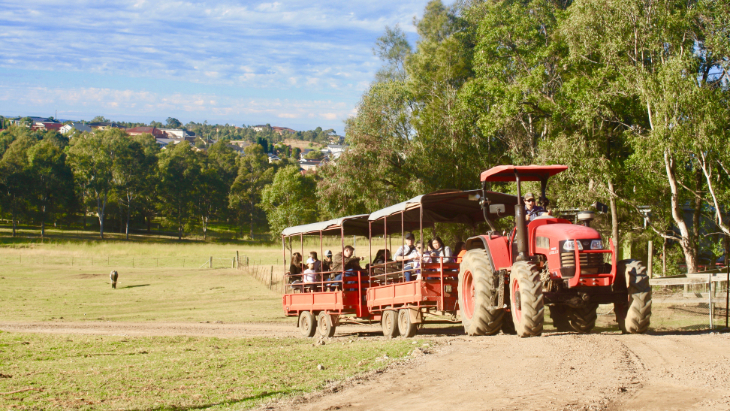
xmin=458 ymin=249 xmax=505 ymax=336
xmin=614 ymin=259 xmax=652 ymax=334
xmin=569 ymin=303 xmax=598 ymax=333
xmin=509 ymin=261 xmax=544 ymax=337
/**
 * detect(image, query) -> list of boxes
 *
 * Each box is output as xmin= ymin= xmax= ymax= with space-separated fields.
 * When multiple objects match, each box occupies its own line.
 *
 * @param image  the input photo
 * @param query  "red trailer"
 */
xmin=365 ymin=189 xmax=518 ymax=338
xmin=281 ymin=214 xmax=374 ymax=338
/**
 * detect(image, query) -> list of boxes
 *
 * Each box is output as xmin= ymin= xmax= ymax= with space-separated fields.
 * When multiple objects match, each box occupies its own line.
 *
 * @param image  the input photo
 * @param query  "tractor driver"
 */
xmin=524 ymin=192 xmax=547 ymax=221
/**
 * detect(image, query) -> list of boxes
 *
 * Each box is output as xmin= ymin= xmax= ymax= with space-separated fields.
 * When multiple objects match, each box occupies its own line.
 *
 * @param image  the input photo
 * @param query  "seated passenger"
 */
xmin=394 ymin=232 xmax=419 ymax=281
xmin=287 ymin=252 xmax=303 ymax=283
xmin=322 ymin=250 xmax=333 ymax=272
xmin=308 ymin=251 xmax=322 ymax=272
xmin=302 ymin=258 xmax=320 ymax=291
xmin=430 ymin=236 xmax=452 ymax=263
xmin=328 ymin=245 xmax=364 ymax=288
xmin=454 ymin=241 xmax=467 ymax=264
xmin=371 ymin=249 xmax=392 ymax=266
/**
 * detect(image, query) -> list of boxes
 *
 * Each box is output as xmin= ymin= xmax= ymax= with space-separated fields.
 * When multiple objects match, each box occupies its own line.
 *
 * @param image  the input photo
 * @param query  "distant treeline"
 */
xmin=0 ymin=126 xmax=318 ymax=241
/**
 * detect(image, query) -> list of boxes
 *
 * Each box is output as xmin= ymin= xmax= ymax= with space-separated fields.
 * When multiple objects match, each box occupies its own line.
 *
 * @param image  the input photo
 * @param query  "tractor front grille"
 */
xmin=559 ymin=252 xmax=605 ymax=278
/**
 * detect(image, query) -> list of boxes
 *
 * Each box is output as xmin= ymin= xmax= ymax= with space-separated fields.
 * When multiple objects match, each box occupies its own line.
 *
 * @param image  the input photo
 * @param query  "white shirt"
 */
xmin=303 ymin=269 xmax=318 ymax=283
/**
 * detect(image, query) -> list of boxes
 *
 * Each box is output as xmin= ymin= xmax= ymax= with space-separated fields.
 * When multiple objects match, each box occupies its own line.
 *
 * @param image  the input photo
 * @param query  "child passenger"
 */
xmin=308 ymin=251 xmax=322 ymax=272
xmin=303 ymin=258 xmax=320 ymax=285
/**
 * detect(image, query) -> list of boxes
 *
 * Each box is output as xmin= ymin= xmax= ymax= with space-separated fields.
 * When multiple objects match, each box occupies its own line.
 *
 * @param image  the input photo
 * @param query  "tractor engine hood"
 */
xmin=534 ymin=223 xmax=601 ymax=243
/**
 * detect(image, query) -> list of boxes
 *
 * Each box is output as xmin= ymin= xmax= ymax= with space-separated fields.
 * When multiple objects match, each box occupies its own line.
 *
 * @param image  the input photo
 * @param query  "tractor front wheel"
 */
xmin=614 ymin=259 xmax=652 ymax=334
xmin=298 ymin=311 xmax=317 ymax=338
xmin=569 ymin=303 xmax=598 ymax=333
xmin=509 ymin=261 xmax=544 ymax=337
xmin=458 ymin=249 xmax=504 ymax=336
xmin=549 ymin=305 xmax=573 ymax=332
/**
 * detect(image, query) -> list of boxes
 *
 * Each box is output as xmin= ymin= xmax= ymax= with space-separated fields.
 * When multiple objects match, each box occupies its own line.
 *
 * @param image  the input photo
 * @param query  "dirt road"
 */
xmin=3 ymin=321 xmax=728 ymax=410
xmin=264 ymin=331 xmax=730 ymax=411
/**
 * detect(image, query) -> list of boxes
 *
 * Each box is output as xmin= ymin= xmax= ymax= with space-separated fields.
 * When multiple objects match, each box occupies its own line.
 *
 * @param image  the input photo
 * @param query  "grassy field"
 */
xmin=0 ymin=332 xmax=419 ymax=410
xmin=0 ymin=239 xmax=726 ymax=410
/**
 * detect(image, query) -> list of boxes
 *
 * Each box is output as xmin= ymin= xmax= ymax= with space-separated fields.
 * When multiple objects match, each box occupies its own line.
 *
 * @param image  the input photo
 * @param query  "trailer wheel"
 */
xmin=397 ymin=309 xmax=418 ymax=338
xmin=568 ymin=303 xmax=598 ymax=333
xmin=298 ymin=311 xmax=317 ymax=338
xmin=509 ymin=261 xmax=544 ymax=337
xmin=381 ymin=310 xmax=398 ymax=338
xmin=317 ymin=312 xmax=337 ymax=338
xmin=458 ymin=249 xmax=504 ymax=336
xmin=549 ymin=305 xmax=573 ymax=332
xmin=614 ymin=259 xmax=652 ymax=334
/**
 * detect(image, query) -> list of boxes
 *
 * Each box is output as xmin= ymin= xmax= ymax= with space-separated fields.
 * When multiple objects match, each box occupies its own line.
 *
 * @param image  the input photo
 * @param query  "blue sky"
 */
xmin=0 ymin=1 xmax=438 ymax=133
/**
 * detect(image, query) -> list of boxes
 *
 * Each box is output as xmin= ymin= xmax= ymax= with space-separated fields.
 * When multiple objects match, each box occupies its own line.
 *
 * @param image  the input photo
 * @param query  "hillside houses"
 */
xmin=60 ymin=122 xmax=92 ymax=134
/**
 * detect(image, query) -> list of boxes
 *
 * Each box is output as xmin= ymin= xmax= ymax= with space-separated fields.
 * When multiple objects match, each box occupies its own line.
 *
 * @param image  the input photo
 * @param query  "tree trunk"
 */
xmin=146 ymin=214 xmax=151 ymax=233
xmin=692 ymin=167 xmax=702 ymax=263
xmin=665 ymin=149 xmax=697 ymax=273
xmin=125 ymin=192 xmax=132 ymax=241
xmin=97 ymin=192 xmax=107 ymax=239
xmin=178 ymin=205 xmax=183 ymax=240
xmin=40 ymin=204 xmax=46 ymax=239
xmin=607 ymin=180 xmax=620 ymax=255
xmin=202 ymin=215 xmax=208 ymax=240
xmin=249 ymin=201 xmax=255 ymax=239
xmin=11 ymin=199 xmax=16 ymax=237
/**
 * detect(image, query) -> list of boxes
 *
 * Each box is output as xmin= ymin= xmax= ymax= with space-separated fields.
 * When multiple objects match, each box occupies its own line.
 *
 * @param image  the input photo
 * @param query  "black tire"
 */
xmin=298 ymin=311 xmax=317 ymax=338
xmin=568 ymin=303 xmax=598 ymax=333
xmin=458 ymin=249 xmax=504 ymax=336
xmin=509 ymin=261 xmax=544 ymax=337
xmin=397 ymin=309 xmax=418 ymax=338
xmin=381 ymin=310 xmax=398 ymax=338
xmin=614 ymin=259 xmax=652 ymax=334
xmin=317 ymin=312 xmax=337 ymax=338
xmin=549 ymin=305 xmax=573 ymax=332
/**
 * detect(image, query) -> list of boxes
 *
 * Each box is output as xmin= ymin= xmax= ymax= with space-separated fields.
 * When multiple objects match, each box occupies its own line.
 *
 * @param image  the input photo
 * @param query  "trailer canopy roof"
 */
xmin=368 ymin=189 xmax=518 ymax=235
xmin=480 ymin=165 xmax=568 ymax=182
xmin=281 ymin=214 xmax=370 ymax=237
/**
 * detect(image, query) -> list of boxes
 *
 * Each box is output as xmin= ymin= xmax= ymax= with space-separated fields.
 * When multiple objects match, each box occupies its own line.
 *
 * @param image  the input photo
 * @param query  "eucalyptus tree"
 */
xmin=0 ymin=132 xmax=35 ymax=236
xmin=261 ymin=165 xmax=318 ymax=238
xmin=563 ymin=0 xmax=730 ymax=273
xmin=157 ymin=141 xmax=201 ymax=240
xmin=67 ymin=129 xmax=119 ymax=239
xmin=27 ymin=136 xmax=75 ymax=238
xmin=229 ymin=144 xmax=275 ymax=239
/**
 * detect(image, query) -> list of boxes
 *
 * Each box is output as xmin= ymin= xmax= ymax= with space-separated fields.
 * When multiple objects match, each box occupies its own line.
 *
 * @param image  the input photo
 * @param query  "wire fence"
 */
xmin=0 ymin=254 xmax=242 ymax=269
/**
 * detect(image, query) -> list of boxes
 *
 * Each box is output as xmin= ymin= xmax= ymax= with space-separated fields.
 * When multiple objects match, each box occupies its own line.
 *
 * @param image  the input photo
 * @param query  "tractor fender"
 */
xmin=466 ymin=234 xmax=512 ymax=272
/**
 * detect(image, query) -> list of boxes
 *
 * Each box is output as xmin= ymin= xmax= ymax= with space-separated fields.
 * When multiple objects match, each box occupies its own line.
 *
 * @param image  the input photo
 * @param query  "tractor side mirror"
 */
xmin=489 ymin=204 xmax=506 ymax=214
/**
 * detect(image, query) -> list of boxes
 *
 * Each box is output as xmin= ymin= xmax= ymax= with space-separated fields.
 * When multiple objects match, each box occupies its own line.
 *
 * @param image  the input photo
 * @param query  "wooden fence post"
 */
xmin=236 ymin=251 xmax=240 ymax=269
xmin=709 ymin=274 xmax=713 ymax=330
xmin=209 ymin=256 xmax=213 ymax=268
xmin=647 ymin=241 xmax=653 ymax=278
xmin=270 ymin=266 xmax=273 ymax=289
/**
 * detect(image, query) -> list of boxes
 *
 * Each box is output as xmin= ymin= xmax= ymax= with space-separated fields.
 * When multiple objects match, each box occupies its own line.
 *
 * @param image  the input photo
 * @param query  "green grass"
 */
xmin=0 ymin=332 xmax=419 ymax=410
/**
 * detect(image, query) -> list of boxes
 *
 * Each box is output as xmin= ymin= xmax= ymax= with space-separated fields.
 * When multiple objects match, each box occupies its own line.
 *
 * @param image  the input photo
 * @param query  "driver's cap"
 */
xmin=524 ymin=192 xmax=535 ymax=201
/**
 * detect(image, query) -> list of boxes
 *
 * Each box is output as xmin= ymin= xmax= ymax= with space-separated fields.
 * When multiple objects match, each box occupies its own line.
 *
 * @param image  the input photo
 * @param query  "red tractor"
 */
xmin=458 ymin=165 xmax=652 ymax=337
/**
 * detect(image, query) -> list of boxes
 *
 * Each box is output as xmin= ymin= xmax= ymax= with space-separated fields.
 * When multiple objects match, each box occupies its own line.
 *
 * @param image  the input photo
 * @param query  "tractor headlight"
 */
xmin=590 ymin=240 xmax=603 ymax=250
xmin=562 ymin=240 xmax=583 ymax=251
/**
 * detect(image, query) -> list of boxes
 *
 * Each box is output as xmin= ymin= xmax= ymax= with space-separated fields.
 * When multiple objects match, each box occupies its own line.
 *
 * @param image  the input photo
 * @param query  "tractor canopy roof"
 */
xmin=480 ymin=165 xmax=568 ymax=182
xmin=281 ymin=214 xmax=370 ymax=238
xmin=368 ymin=189 xmax=518 ymax=235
